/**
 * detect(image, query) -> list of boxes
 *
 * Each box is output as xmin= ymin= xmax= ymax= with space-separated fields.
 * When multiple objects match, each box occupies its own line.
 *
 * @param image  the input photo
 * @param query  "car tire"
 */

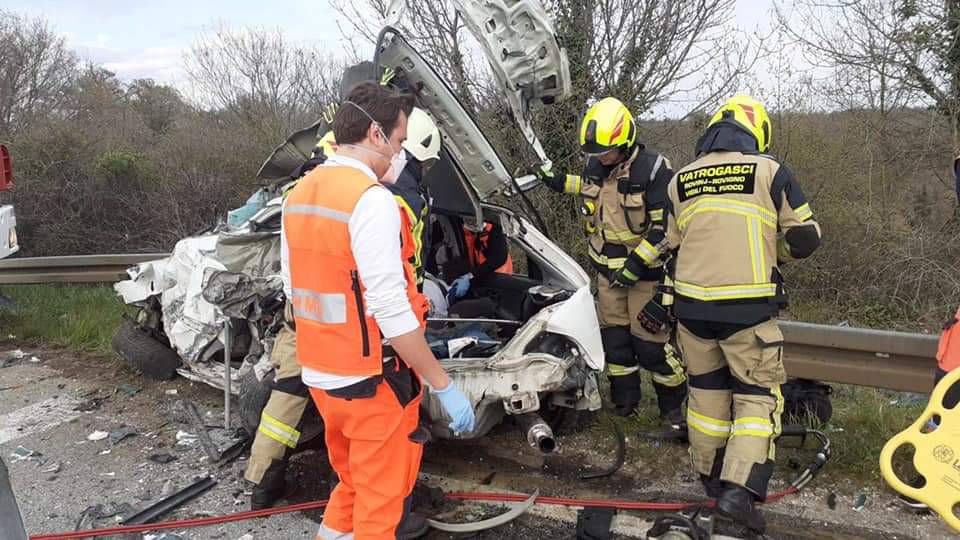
xmin=539 ymin=400 xmax=598 ymax=435
xmin=112 ymin=319 xmax=181 ymax=381
xmin=238 ymin=367 xmax=326 ymax=450
xmin=239 ymin=367 xmax=273 ymax=437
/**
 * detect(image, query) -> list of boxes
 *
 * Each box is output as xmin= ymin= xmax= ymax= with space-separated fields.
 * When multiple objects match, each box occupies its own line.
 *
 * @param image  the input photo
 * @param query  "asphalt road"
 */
xmin=0 ymin=346 xmax=951 ymax=539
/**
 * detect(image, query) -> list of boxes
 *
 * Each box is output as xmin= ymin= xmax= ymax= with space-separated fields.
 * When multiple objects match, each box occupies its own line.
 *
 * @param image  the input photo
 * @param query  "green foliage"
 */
xmin=0 ymin=285 xmax=128 ymax=353
xmin=95 ymin=149 xmax=149 ymax=180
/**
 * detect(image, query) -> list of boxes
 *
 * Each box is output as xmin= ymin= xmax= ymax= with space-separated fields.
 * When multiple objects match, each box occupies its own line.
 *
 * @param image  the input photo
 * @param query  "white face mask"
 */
xmin=381 ymin=148 xmax=408 ymax=185
xmin=342 ymin=100 xmax=407 ymax=184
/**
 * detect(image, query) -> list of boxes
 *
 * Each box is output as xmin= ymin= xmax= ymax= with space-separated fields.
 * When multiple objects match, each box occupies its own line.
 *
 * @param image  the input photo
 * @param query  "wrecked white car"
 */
xmin=114 ymin=15 xmax=603 ymax=451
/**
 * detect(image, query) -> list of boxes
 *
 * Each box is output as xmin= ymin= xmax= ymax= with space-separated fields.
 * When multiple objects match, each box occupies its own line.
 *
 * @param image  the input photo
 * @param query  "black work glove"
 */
xmin=608 ymin=267 xmax=639 ymax=288
xmin=536 ymin=163 xmax=566 ymax=193
xmin=637 ymin=298 xmax=671 ymax=334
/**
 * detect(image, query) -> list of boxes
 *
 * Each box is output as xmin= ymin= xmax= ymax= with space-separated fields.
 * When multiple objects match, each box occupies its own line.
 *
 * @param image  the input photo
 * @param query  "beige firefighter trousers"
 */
xmin=677 ymin=319 xmax=787 ymax=490
xmin=243 ymin=323 xmax=310 ymax=484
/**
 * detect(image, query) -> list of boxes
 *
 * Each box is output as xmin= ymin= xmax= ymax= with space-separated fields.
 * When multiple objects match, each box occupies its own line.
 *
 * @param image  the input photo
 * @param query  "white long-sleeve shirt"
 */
xmin=280 ymin=154 xmax=418 ymax=390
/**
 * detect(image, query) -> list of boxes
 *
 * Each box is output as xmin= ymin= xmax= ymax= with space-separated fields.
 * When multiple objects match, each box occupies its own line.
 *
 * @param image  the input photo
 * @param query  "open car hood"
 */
xmin=449 ymin=0 xmax=571 ymax=164
xmin=381 ymin=0 xmax=570 ymax=196
xmin=258 ymin=0 xmax=571 ymax=199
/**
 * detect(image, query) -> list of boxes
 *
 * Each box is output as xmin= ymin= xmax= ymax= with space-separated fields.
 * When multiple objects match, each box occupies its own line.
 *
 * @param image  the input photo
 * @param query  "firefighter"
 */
xmin=245 ymin=129 xmax=338 ymax=511
xmin=662 ymin=95 xmax=821 ymax=533
xmin=537 ymin=97 xmax=687 ymax=424
xmin=285 ymin=82 xmax=474 ymax=539
xmin=389 ymin=107 xmax=441 ymax=288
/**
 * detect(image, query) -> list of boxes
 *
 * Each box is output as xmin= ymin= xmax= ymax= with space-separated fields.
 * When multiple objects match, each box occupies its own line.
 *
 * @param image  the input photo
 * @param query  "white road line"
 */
xmin=0 ymin=396 xmax=81 ymax=445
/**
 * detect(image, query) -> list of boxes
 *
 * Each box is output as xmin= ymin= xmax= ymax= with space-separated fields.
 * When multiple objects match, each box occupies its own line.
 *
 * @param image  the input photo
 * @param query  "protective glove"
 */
xmin=432 ymin=382 xmax=476 ymax=434
xmin=608 ymin=267 xmax=640 ymax=288
xmin=536 ymin=163 xmax=566 ymax=193
xmin=637 ymin=298 xmax=671 ymax=334
xmin=447 ymin=273 xmax=473 ymax=302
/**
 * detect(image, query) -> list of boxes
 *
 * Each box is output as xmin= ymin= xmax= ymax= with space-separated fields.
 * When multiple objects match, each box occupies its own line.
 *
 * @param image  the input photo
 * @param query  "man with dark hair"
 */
xmin=283 ymin=81 xmax=475 ymax=539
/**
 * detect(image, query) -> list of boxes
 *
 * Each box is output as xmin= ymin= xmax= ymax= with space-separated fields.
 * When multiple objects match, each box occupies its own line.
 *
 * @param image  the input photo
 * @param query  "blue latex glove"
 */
xmin=447 ymin=273 xmax=473 ymax=302
xmin=432 ymin=382 xmax=476 ymax=435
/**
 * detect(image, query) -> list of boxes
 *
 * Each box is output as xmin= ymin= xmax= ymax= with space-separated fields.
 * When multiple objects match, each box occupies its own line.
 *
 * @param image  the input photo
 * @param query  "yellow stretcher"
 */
xmin=880 ymin=367 xmax=960 ymax=532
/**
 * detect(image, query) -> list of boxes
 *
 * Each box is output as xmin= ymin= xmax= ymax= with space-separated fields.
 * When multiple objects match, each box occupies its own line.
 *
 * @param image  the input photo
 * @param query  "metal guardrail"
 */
xmin=0 ymin=254 xmax=942 ymax=394
xmin=0 ymin=254 xmax=169 ymax=284
xmin=780 ymin=320 xmax=938 ymax=394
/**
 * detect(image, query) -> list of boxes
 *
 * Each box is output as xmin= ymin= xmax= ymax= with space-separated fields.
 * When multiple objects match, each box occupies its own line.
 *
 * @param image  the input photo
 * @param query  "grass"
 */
xmin=0 ymin=284 xmax=129 ymax=354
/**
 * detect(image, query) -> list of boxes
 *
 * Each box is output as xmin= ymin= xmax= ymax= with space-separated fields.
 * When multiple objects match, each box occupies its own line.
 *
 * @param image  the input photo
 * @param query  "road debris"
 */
xmin=145 ymin=534 xmax=185 ymax=540
xmin=853 ymin=493 xmax=868 ymax=511
xmin=148 ymin=453 xmax=178 ymax=464
xmin=86 ymin=430 xmax=109 ymax=442
xmin=164 ymin=389 xmax=179 ymax=395
xmin=160 ymin=480 xmax=176 ymax=498
xmin=1 ymin=349 xmax=25 ymax=367
xmin=72 ymin=397 xmax=105 ymax=412
xmin=827 ymin=492 xmax=837 ymax=510
xmin=216 ymin=436 xmax=252 ymax=468
xmin=115 ymin=383 xmax=141 ymax=397
xmin=175 ymin=430 xmax=198 ymax=445
xmin=109 ymin=425 xmax=138 ymax=445
xmin=178 ymin=400 xmax=222 ymax=461
xmin=42 ymin=462 xmax=61 ymax=474
xmin=122 ymin=476 xmax=217 ymax=525
xmin=10 ymin=446 xmax=45 ymax=465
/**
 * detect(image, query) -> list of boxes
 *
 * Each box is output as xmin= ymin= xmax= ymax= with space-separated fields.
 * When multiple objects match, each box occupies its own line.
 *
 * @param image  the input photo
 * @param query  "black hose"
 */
xmin=579 ymin=415 xmax=626 ymax=480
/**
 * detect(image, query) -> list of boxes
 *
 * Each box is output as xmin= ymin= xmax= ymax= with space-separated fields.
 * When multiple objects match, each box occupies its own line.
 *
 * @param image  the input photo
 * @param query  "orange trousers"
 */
xmin=309 ymin=380 xmax=424 ymax=540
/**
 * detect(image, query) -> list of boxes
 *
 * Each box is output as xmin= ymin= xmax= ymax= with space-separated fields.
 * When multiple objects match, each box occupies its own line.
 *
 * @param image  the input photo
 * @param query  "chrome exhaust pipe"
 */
xmin=515 ymin=413 xmax=556 ymax=454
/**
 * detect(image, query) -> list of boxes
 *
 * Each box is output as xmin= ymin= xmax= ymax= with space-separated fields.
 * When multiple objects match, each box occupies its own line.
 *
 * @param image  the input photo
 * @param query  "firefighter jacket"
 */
xmin=389 ymin=161 xmax=430 ymax=288
xmin=559 ymin=144 xmax=674 ymax=281
xmin=665 ymin=123 xmax=821 ymax=324
xmin=283 ymin=165 xmax=428 ymax=377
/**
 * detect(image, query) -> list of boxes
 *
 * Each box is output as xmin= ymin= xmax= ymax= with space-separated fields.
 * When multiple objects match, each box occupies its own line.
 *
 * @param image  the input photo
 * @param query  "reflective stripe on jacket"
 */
xmin=666 ymin=149 xmax=819 ymax=323
xmin=579 ymin=144 xmax=672 ymax=281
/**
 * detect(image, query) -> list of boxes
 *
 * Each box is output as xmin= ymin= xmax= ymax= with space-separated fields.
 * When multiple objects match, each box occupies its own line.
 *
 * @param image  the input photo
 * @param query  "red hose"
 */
xmin=29 ymin=487 xmax=800 ymax=539
xmin=29 ymin=501 xmax=328 ymax=540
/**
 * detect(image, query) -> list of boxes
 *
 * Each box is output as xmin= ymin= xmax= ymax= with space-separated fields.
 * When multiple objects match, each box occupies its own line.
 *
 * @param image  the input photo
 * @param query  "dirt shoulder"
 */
xmin=1 ymin=346 xmax=952 ymax=539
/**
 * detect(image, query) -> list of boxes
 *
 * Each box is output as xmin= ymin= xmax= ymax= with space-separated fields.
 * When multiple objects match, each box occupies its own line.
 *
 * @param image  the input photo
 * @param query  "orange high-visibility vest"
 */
xmin=284 ymin=165 xmax=427 ymax=377
xmin=464 ymin=223 xmax=513 ymax=275
xmin=938 ymin=306 xmax=960 ymax=373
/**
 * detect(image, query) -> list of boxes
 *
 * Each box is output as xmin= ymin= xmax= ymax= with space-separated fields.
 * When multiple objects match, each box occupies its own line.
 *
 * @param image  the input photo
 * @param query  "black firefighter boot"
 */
xmin=250 ymin=459 xmax=289 ymax=510
xmin=699 ymin=449 xmax=725 ymax=499
xmin=609 ymin=371 xmax=642 ymax=417
xmin=716 ymin=482 xmax=766 ymax=534
xmin=653 ymin=382 xmax=688 ymax=438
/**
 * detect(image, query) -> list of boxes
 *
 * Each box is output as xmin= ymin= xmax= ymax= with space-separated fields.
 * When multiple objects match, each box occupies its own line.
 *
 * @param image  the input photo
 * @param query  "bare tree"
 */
xmin=779 ymin=0 xmax=960 ymax=133
xmin=776 ymin=0 xmax=918 ymax=114
xmin=329 ymin=0 xmax=483 ymax=111
xmin=184 ymin=25 xmax=342 ymax=143
xmin=0 ymin=10 xmax=77 ymax=135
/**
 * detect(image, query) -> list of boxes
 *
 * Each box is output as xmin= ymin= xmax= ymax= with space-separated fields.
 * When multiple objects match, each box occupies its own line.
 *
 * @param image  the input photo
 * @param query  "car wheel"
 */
xmin=539 ymin=399 xmax=598 ymax=435
xmin=239 ymin=367 xmax=273 ymax=437
xmin=238 ymin=367 xmax=326 ymax=449
xmin=112 ymin=319 xmax=181 ymax=381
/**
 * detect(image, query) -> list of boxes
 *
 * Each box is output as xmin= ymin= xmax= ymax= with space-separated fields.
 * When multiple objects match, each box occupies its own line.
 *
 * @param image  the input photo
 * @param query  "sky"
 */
xmin=1 ymin=0 xmax=782 ymax=118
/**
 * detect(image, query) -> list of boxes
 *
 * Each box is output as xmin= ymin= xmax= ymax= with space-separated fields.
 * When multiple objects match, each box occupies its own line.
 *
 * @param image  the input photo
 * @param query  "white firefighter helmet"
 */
xmin=402 ymin=107 xmax=441 ymax=162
